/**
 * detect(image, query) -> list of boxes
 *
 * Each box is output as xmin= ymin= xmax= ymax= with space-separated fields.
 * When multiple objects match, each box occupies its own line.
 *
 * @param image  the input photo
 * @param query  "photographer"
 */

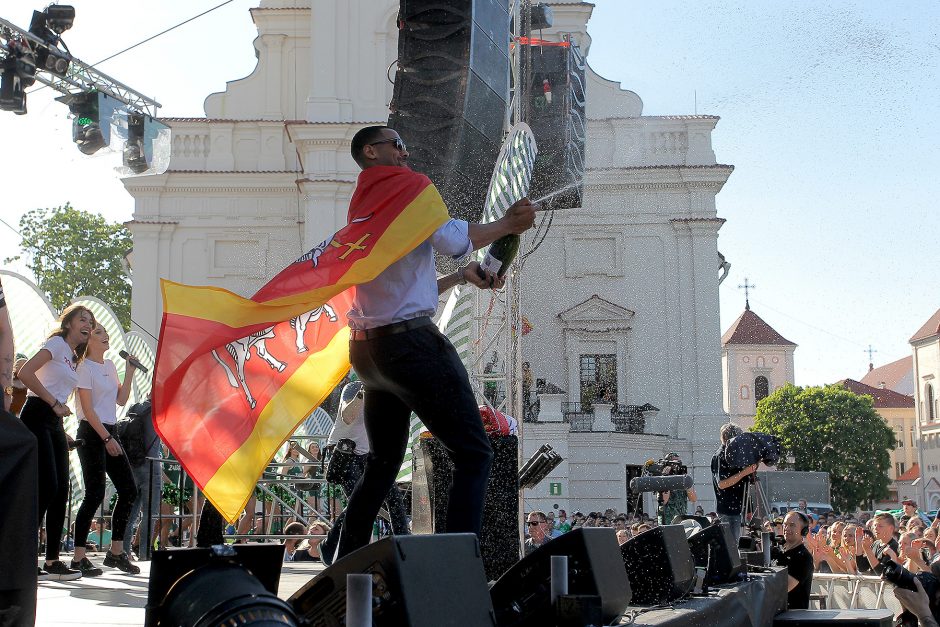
xmin=711 ymin=424 xmax=758 ymax=539
xmin=771 ymin=511 xmax=814 ymax=609
xmin=657 ymin=452 xmax=697 ymax=524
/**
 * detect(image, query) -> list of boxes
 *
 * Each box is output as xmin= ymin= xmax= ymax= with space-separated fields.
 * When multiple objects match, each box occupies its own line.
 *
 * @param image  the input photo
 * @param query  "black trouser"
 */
xmin=196 ymin=500 xmax=225 ymax=547
xmin=320 ymin=452 xmax=409 ymax=562
xmin=20 ymin=397 xmax=70 ymax=562
xmin=74 ymin=421 xmax=138 ymax=548
xmin=335 ymin=322 xmax=493 ymax=560
xmin=0 ymin=408 xmax=38 ymax=626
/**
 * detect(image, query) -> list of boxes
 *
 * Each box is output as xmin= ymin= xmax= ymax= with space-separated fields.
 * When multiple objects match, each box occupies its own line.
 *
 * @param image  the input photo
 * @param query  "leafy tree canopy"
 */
xmin=753 ymin=383 xmax=896 ymax=512
xmin=4 ymin=203 xmax=132 ymax=329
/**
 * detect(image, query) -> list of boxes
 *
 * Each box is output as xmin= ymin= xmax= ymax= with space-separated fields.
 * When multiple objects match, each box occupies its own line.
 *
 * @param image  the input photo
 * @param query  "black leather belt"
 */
xmin=350 ymin=316 xmax=433 ymax=341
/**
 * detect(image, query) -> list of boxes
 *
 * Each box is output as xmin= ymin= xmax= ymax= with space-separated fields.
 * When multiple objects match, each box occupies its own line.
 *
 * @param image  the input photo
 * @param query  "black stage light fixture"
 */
xmin=0 ymin=43 xmax=37 ymax=115
xmin=123 ymin=112 xmax=148 ymax=173
xmin=29 ymin=5 xmax=75 ymax=44
xmin=57 ymin=90 xmax=108 ymax=155
xmin=145 ymin=544 xmax=298 ymax=627
xmin=518 ymin=443 xmax=563 ymax=489
xmin=36 ymin=47 xmax=70 ymax=77
xmin=0 ymin=67 xmax=27 ymax=114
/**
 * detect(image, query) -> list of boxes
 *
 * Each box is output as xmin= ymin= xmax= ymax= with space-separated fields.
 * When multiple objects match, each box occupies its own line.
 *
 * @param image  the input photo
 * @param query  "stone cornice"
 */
xmin=586 ymin=165 xmax=733 ymax=192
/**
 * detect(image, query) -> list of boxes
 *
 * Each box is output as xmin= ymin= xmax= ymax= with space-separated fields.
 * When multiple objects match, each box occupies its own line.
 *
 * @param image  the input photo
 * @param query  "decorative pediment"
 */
xmin=558 ymin=295 xmax=635 ymax=332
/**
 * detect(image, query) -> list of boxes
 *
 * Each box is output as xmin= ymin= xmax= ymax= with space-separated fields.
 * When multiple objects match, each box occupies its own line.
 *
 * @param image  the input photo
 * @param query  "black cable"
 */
xmin=0 ymin=216 xmax=159 ymax=343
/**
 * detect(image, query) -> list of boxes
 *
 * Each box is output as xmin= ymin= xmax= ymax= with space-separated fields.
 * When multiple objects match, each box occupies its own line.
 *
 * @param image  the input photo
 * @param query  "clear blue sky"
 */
xmin=1 ymin=1 xmax=937 ymax=386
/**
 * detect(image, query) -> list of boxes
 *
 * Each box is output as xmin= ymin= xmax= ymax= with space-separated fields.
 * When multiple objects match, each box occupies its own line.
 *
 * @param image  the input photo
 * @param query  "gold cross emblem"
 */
xmin=330 ymin=233 xmax=372 ymax=260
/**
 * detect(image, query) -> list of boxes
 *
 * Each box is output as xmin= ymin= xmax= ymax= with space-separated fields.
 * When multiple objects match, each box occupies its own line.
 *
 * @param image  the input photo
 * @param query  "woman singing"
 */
xmin=18 ymin=305 xmax=95 ymax=580
xmin=70 ymin=325 xmax=140 ymax=575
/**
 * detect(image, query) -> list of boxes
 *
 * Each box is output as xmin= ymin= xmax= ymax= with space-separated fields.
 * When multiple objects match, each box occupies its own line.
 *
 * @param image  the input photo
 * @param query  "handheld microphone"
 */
xmin=118 ymin=350 xmax=149 ymax=374
xmin=629 ymin=474 xmax=693 ymax=494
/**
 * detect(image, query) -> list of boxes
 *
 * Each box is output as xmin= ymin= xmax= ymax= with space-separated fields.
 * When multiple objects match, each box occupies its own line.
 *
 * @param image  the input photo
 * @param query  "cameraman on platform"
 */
xmin=658 ymin=452 xmax=697 ymax=525
xmin=711 ymin=423 xmax=758 ymax=540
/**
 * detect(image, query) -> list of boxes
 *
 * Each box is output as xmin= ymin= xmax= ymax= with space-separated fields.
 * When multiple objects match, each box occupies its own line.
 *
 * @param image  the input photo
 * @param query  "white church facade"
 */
xmin=125 ymin=0 xmax=737 ymax=516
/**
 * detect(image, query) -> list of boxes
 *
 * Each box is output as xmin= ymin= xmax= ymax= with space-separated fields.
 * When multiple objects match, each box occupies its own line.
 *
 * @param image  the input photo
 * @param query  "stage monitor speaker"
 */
xmin=489 ymin=527 xmax=631 ymax=627
xmin=773 ymin=609 xmax=894 ymax=626
xmin=413 ymin=434 xmax=520 ymax=581
xmin=620 ymin=524 xmax=695 ymax=604
xmin=389 ymin=0 xmax=511 ymax=224
xmin=289 ymin=533 xmax=495 ymax=627
xmin=521 ymin=38 xmax=586 ymax=211
xmin=687 ymin=522 xmax=746 ymax=585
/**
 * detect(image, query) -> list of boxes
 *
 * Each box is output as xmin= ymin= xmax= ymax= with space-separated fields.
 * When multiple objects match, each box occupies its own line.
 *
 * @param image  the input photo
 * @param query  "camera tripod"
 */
xmin=742 ymin=474 xmax=773 ymax=528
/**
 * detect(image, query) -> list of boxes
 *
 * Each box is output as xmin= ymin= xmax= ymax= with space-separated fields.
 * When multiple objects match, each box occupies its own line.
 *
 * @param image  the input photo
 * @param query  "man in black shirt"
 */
xmin=711 ymin=423 xmax=758 ymax=540
xmin=862 ymin=512 xmax=901 ymax=574
xmin=772 ymin=511 xmax=814 ymax=609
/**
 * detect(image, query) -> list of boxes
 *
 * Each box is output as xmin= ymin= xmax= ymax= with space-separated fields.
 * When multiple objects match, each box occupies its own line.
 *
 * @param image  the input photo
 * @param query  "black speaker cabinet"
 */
xmin=414 ymin=434 xmax=520 ymax=581
xmin=289 ymin=534 xmax=495 ymax=627
xmin=489 ymin=527 xmax=631 ymax=627
xmin=773 ymin=609 xmax=894 ymax=626
xmin=620 ymin=524 xmax=695 ymax=604
xmin=521 ymin=39 xmax=586 ymax=211
xmin=687 ymin=522 xmax=746 ymax=585
xmin=389 ymin=0 xmax=511 ymax=223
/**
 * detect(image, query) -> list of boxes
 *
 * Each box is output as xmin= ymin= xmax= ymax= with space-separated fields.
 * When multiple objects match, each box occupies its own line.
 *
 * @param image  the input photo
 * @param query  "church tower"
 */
xmin=721 ymin=300 xmax=797 ymax=429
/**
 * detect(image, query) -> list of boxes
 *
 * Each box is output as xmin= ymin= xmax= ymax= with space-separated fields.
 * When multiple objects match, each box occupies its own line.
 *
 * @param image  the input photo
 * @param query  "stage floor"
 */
xmin=36 ymin=553 xmax=325 ymax=626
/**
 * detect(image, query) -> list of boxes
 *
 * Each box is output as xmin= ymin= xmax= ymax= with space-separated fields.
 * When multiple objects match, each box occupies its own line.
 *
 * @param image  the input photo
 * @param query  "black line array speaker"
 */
xmin=489 ymin=528 xmax=632 ymax=627
xmin=288 ymin=534 xmax=496 ymax=627
xmin=413 ymin=434 xmax=520 ymax=581
xmin=620 ymin=524 xmax=695 ymax=604
xmin=389 ymin=0 xmax=511 ymax=223
xmin=521 ymin=39 xmax=586 ymax=210
xmin=687 ymin=521 xmax=746 ymax=585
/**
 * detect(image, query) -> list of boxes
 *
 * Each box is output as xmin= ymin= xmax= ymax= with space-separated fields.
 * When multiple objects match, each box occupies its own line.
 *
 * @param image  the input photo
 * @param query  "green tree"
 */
xmin=4 ymin=203 xmax=132 ymax=329
xmin=753 ymin=383 xmax=895 ymax=512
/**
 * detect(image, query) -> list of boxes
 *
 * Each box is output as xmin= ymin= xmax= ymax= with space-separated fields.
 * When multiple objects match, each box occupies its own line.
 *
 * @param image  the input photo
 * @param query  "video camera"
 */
xmin=880 ymin=553 xmax=940 ymax=627
xmin=722 ymin=432 xmax=782 ymax=469
xmin=644 ymin=454 xmax=687 ymax=478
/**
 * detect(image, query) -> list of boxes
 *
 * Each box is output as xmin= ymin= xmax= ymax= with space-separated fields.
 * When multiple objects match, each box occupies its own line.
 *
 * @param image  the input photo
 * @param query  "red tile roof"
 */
xmin=836 ymin=378 xmax=915 ymax=409
xmin=898 ymin=464 xmax=920 ymax=482
xmin=861 ymin=356 xmax=913 ymax=393
xmin=721 ymin=307 xmax=796 ymax=347
xmin=911 ymin=308 xmax=940 ymax=343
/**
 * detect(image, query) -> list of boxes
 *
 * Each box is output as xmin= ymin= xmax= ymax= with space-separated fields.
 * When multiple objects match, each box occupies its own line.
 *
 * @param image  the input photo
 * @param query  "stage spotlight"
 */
xmin=145 ymin=544 xmax=298 ymax=627
xmin=0 ymin=44 xmax=36 ymax=115
xmin=28 ymin=6 xmax=75 ymax=44
xmin=123 ymin=112 xmax=148 ymax=173
xmin=36 ymin=47 xmax=70 ymax=77
xmin=58 ymin=90 xmax=108 ymax=154
xmin=0 ymin=68 xmax=27 ymax=114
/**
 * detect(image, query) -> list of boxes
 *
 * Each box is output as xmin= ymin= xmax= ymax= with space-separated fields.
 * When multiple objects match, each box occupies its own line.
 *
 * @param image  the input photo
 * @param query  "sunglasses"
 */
xmin=369 ymin=137 xmax=407 ymax=152
xmin=527 ymin=520 xmax=543 ymax=526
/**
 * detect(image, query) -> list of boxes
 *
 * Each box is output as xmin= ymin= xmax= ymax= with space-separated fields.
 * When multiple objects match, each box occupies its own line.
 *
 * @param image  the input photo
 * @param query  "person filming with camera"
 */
xmin=711 ymin=423 xmax=758 ymax=540
xmin=657 ymin=452 xmax=697 ymax=525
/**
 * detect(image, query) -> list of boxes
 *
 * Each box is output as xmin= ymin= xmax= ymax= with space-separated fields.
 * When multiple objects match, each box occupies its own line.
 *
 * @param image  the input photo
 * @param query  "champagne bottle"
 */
xmin=477 ymin=234 xmax=520 ymax=279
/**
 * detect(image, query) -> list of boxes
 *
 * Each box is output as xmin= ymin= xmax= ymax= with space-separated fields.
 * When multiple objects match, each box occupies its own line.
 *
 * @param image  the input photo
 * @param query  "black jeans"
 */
xmin=20 ymin=397 xmax=70 ymax=562
xmin=335 ymin=323 xmax=493 ymax=560
xmin=74 ymin=421 xmax=138 ymax=547
xmin=320 ymin=452 xmax=409 ymax=562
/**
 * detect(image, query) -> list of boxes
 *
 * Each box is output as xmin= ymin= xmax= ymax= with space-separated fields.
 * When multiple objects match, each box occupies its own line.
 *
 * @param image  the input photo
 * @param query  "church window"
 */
xmin=897 ymin=462 xmax=906 ymax=476
xmin=754 ymin=376 xmax=769 ymax=402
xmin=579 ymin=354 xmax=617 ymax=407
xmin=897 ymin=427 xmax=904 ymax=449
xmin=927 ymin=384 xmax=936 ymax=422
xmin=756 ymin=357 xmax=765 ymax=368
xmin=740 ymin=385 xmax=750 ymax=400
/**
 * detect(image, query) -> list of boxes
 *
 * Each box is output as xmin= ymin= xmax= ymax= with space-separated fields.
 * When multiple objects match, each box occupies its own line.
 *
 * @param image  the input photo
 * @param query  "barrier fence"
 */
xmin=810 ymin=572 xmax=903 ymax=616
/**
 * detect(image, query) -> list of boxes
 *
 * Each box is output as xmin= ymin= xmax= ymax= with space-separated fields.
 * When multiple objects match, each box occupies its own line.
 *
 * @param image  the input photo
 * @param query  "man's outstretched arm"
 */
xmin=467 ymin=198 xmax=537 ymax=250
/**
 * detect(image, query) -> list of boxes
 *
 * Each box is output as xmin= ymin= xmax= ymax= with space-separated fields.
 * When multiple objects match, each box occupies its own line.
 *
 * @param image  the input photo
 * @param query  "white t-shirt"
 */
xmin=326 ymin=382 xmax=369 ymax=454
xmin=76 ymin=358 xmax=120 ymax=425
xmin=26 ymin=336 xmax=79 ymax=404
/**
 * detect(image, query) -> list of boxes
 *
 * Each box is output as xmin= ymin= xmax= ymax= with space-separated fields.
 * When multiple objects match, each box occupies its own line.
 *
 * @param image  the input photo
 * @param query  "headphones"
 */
xmin=793 ymin=511 xmax=811 ymax=537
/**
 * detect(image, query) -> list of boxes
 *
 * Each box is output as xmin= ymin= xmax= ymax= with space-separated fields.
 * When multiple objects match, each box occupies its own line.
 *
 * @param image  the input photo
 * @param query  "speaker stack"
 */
xmin=687 ymin=521 xmax=746 ymax=585
xmin=389 ymin=0 xmax=511 ymax=223
xmin=413 ymin=434 xmax=520 ymax=581
xmin=520 ymin=35 xmax=586 ymax=210
xmin=620 ymin=524 xmax=696 ymax=604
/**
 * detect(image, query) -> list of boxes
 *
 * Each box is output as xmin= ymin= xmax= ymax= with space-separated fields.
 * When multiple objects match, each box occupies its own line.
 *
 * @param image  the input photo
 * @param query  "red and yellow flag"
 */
xmin=153 ymin=166 xmax=449 ymax=522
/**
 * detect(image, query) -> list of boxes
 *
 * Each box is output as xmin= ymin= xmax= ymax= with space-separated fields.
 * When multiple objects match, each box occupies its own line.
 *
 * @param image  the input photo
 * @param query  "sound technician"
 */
xmin=771 ymin=511 xmax=814 ymax=610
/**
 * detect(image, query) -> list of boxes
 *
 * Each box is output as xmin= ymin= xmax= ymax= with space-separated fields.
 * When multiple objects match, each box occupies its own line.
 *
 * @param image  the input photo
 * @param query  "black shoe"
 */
xmin=103 ymin=551 xmax=140 ymax=574
xmin=37 ymin=567 xmax=52 ymax=583
xmin=43 ymin=560 xmax=82 ymax=581
xmin=70 ymin=557 xmax=103 ymax=577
